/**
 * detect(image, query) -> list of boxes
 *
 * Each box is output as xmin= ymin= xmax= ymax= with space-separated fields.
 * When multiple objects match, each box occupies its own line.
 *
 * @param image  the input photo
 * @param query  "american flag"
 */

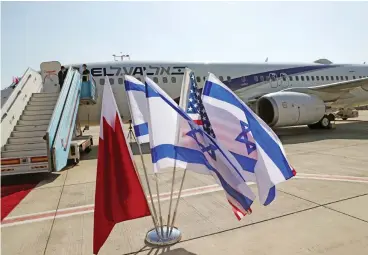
xmin=185 ymin=72 xmax=216 ymax=138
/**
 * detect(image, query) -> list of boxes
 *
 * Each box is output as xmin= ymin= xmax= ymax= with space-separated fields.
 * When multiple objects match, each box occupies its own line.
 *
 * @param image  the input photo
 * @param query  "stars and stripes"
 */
xmin=185 ymin=72 xmax=216 ymax=138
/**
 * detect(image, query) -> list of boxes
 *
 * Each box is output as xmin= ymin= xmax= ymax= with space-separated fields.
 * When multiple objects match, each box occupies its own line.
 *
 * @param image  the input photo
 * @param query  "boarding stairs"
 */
xmin=1 ymin=61 xmax=97 ymax=176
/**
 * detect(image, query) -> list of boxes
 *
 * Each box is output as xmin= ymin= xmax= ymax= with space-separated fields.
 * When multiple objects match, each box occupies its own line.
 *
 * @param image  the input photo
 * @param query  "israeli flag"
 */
xmin=124 ymin=75 xmax=149 ymax=144
xmin=145 ymin=76 xmax=255 ymax=219
xmin=202 ymin=73 xmax=296 ymax=206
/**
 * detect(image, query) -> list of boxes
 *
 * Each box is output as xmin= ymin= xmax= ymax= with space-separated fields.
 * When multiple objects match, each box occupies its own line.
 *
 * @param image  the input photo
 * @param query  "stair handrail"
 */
xmin=45 ymin=67 xmax=75 ymax=171
xmin=0 ymin=68 xmax=44 ymax=148
xmin=51 ymin=71 xmax=82 ymax=171
xmin=80 ymin=73 xmax=97 ymax=102
xmin=1 ymin=68 xmax=34 ymax=121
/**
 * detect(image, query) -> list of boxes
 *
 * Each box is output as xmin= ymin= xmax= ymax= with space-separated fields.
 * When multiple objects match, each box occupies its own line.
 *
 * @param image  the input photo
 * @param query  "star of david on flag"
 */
xmin=145 ymin=75 xmax=255 ymax=220
xmin=202 ymin=73 xmax=296 ymax=206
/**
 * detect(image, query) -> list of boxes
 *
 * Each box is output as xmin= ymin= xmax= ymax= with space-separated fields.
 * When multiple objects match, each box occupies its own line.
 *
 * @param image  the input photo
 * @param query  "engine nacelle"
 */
xmin=256 ymin=92 xmax=326 ymax=127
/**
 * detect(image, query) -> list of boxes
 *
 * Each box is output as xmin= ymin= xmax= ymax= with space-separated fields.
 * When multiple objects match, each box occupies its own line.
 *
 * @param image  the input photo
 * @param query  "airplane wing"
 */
xmin=280 ymin=77 xmax=368 ymax=103
xmin=306 ymin=77 xmax=368 ymax=93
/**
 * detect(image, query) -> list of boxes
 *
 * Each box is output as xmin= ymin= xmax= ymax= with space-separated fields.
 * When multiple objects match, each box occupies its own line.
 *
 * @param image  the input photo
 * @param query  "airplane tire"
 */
xmin=319 ymin=115 xmax=331 ymax=129
xmin=342 ymin=117 xmax=348 ymax=120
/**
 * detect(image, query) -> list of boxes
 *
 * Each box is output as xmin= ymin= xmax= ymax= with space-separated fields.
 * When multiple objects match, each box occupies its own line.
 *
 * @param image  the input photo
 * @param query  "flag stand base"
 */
xmin=145 ymin=225 xmax=182 ymax=247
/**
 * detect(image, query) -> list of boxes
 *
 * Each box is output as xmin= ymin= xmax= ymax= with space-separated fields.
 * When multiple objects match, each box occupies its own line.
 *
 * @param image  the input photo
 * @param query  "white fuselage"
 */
xmin=67 ymin=61 xmax=368 ymax=125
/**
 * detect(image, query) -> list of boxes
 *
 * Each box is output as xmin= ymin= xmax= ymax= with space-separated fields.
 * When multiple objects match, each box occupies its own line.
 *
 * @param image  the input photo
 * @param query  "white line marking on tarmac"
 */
xmin=2 ymin=173 xmax=367 ymax=227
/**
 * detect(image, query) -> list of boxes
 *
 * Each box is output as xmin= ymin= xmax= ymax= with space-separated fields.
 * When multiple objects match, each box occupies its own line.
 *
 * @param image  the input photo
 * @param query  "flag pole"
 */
xmin=165 ymin=153 xmax=178 ymax=237
xmin=130 ymin=137 xmax=162 ymax=239
xmin=123 ymin=76 xmax=163 ymax=239
xmin=167 ymin=69 xmax=192 ymax=235
xmin=143 ymin=75 xmax=183 ymax=246
xmin=140 ymin=74 xmax=165 ymax=238
xmin=168 ymin=167 xmax=187 ymax=235
xmin=165 ymin=68 xmax=191 ymax=238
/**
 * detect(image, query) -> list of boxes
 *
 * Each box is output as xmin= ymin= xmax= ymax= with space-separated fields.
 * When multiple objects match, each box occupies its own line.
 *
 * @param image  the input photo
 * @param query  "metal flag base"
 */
xmin=145 ymin=225 xmax=182 ymax=247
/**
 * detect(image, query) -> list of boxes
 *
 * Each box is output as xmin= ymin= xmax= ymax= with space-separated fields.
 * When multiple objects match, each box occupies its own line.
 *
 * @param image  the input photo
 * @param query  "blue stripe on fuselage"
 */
xmin=174 ymin=65 xmax=340 ymax=102
xmin=222 ymin=65 xmax=340 ymax=91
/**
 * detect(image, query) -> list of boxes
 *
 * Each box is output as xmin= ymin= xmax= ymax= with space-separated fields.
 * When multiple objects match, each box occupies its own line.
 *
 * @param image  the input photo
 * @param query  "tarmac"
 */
xmin=2 ymin=111 xmax=368 ymax=255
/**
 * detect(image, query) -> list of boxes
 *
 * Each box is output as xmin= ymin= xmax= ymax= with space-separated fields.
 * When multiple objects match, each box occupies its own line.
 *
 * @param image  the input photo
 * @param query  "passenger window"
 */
xmin=109 ymin=78 xmax=114 ymax=85
xmin=289 ymin=76 xmax=293 ymax=81
xmin=353 ymin=76 xmax=356 ymax=79
xmin=345 ymin=76 xmax=348 ymax=80
xmin=265 ymin=76 xmax=270 ymax=81
xmin=254 ymin=76 xmax=259 ymax=82
xmin=311 ymin=76 xmax=314 ymax=81
xmin=325 ymin=76 xmax=329 ymax=81
xmin=316 ymin=76 xmax=320 ymax=81
xmin=219 ymin=76 xmax=224 ymax=82
xmin=163 ymin=77 xmax=168 ymax=83
xmin=359 ymin=76 xmax=362 ymax=79
xmin=321 ymin=76 xmax=324 ymax=81
xmin=340 ymin=76 xmax=344 ymax=80
xmin=100 ymin=78 xmax=105 ymax=85
xmin=331 ymin=76 xmax=334 ymax=80
xmin=295 ymin=76 xmax=299 ymax=81
xmin=306 ymin=76 xmax=309 ymax=81
xmin=196 ymin=76 xmax=201 ymax=83
xmin=260 ymin=76 xmax=264 ymax=82
xmin=301 ymin=76 xmax=304 ymax=81
xmin=282 ymin=76 xmax=286 ymax=81
xmin=153 ymin=77 xmax=158 ymax=83
xmin=118 ymin=78 xmax=124 ymax=84
xmin=172 ymin=77 xmax=176 ymax=83
xmin=227 ymin=76 xmax=231 ymax=82
xmin=336 ymin=76 xmax=339 ymax=80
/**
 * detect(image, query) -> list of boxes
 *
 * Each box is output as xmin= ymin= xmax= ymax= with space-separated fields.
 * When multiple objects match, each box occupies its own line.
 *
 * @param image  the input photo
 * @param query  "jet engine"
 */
xmin=256 ymin=92 xmax=326 ymax=127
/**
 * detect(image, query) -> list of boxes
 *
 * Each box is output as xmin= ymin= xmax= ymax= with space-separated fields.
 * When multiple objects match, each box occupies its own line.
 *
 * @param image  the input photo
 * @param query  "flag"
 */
xmin=180 ymin=68 xmax=216 ymax=138
xmin=93 ymin=77 xmax=151 ymax=254
xmin=144 ymin=76 xmax=255 ymax=220
xmin=124 ymin=75 xmax=149 ymax=144
xmin=202 ymin=73 xmax=296 ymax=206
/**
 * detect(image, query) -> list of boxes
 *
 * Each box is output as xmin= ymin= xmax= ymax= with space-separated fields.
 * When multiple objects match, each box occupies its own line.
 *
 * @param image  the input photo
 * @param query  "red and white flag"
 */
xmin=93 ymin=77 xmax=151 ymax=254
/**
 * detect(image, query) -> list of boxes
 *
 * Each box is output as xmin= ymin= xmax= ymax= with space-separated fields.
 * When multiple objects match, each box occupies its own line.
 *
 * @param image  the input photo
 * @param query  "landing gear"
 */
xmin=308 ymin=115 xmax=332 ymax=130
xmin=327 ymin=113 xmax=335 ymax=122
xmin=319 ymin=115 xmax=332 ymax=129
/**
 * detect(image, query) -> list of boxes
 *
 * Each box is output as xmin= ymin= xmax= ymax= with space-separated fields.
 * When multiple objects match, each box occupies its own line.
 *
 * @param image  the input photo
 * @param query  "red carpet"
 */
xmin=1 ymin=175 xmax=42 ymax=221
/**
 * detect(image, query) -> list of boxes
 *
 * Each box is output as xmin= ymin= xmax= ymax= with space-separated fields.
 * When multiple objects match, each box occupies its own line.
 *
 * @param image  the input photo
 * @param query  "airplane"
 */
xmin=3 ymin=58 xmax=368 ymax=130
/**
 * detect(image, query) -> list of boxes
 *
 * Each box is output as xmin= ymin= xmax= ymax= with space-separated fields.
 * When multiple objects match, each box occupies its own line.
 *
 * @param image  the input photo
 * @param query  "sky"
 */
xmin=1 ymin=0 xmax=368 ymax=88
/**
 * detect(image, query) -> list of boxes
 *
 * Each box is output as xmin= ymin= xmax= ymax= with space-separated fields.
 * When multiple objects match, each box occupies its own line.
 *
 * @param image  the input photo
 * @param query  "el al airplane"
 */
xmin=4 ymin=58 xmax=368 ymax=129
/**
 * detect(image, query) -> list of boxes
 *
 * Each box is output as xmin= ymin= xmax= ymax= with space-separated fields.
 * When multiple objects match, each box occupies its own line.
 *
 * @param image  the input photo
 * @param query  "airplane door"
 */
xmin=280 ymin=73 xmax=290 ymax=88
xmin=40 ymin=61 xmax=62 ymax=93
xmin=269 ymin=73 xmax=278 ymax=88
